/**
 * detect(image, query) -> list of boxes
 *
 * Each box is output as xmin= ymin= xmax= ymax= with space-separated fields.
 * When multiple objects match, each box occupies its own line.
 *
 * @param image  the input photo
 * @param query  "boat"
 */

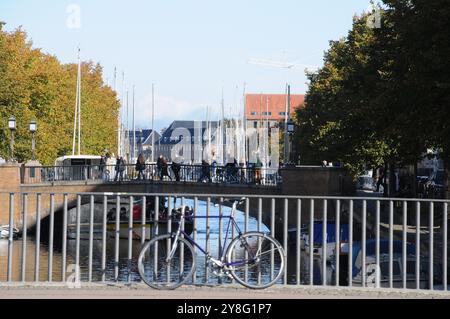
xmin=0 ymin=225 xmax=19 ymax=239
xmin=289 ymin=222 xmax=349 ymax=261
xmin=106 ymin=199 xmax=194 ymax=240
xmin=340 ymin=239 xmax=442 ymax=288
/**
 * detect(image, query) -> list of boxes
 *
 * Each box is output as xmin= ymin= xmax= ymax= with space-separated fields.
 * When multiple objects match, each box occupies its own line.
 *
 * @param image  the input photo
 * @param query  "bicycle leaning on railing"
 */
xmin=137 ymin=198 xmax=286 ymax=290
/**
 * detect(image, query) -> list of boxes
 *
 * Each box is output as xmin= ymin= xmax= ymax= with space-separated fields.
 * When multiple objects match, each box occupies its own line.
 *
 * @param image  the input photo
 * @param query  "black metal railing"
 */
xmin=22 ymin=164 xmax=282 ymax=187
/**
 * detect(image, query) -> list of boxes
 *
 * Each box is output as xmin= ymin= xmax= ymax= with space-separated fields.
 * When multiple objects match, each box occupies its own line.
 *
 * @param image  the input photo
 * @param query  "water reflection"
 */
xmin=0 ymin=199 xmax=277 ymax=284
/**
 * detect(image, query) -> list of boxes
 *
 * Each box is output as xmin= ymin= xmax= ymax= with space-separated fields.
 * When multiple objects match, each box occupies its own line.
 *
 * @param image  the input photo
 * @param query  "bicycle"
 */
xmin=138 ymin=197 xmax=286 ymax=290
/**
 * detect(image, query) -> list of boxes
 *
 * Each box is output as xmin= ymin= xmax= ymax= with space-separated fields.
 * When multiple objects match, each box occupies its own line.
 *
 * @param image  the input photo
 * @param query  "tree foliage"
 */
xmin=0 ymin=24 xmax=119 ymax=165
xmin=294 ymin=0 xmax=450 ymax=179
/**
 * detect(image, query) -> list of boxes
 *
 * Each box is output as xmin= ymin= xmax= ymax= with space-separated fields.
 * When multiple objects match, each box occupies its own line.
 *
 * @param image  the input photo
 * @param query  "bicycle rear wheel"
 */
xmin=226 ymin=232 xmax=285 ymax=289
xmin=138 ymin=233 xmax=196 ymax=290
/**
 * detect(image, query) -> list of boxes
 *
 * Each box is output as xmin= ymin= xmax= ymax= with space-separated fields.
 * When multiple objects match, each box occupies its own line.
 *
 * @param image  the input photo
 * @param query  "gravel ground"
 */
xmin=0 ymin=283 xmax=449 ymax=299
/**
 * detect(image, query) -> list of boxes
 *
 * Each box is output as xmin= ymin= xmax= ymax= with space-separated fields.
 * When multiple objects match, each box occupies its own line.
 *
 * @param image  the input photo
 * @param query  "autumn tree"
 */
xmin=0 ymin=24 xmax=119 ymax=165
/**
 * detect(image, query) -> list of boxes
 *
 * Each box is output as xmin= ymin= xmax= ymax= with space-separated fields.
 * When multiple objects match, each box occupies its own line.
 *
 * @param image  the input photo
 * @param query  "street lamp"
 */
xmin=29 ymin=120 xmax=37 ymax=160
xmin=8 ymin=116 xmax=16 ymax=162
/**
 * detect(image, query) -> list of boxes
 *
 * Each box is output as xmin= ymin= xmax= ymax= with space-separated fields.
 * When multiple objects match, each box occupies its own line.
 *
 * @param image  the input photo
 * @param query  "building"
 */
xmin=125 ymin=129 xmax=161 ymax=160
xmin=245 ymin=93 xmax=305 ymax=128
xmin=154 ymin=120 xmax=220 ymax=163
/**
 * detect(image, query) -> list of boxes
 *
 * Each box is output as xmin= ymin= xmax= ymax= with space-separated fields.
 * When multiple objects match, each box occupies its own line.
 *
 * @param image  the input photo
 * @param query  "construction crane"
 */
xmin=248 ymin=58 xmax=319 ymax=73
xmin=247 ymin=56 xmax=320 ymax=163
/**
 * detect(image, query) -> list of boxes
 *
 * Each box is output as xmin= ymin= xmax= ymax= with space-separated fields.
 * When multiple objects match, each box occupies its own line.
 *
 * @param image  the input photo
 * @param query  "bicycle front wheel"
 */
xmin=138 ymin=233 xmax=196 ymax=290
xmin=226 ymin=232 xmax=285 ymax=289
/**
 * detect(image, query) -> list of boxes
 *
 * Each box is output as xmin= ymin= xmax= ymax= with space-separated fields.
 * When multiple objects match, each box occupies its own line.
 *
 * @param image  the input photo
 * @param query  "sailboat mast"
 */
xmin=77 ymin=54 xmax=81 ymax=155
xmin=208 ymin=106 xmax=211 ymax=163
xmin=72 ymin=49 xmax=80 ymax=156
xmin=151 ymin=83 xmax=155 ymax=163
xmin=221 ymin=89 xmax=225 ymax=165
xmin=126 ymin=89 xmax=129 ymax=161
xmin=72 ymin=48 xmax=82 ymax=155
xmin=242 ymin=82 xmax=247 ymax=166
xmin=132 ymin=85 xmax=136 ymax=161
xmin=114 ymin=67 xmax=120 ymax=157
xmin=266 ymin=96 xmax=270 ymax=166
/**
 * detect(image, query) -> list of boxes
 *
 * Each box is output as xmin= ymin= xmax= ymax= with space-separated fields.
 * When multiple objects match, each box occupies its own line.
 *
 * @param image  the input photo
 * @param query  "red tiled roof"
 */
xmin=245 ymin=94 xmax=305 ymax=121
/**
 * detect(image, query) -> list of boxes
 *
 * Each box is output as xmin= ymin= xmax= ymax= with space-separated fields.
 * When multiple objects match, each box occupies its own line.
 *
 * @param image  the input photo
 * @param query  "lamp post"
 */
xmin=8 ymin=116 xmax=16 ymax=162
xmin=29 ymin=120 xmax=37 ymax=160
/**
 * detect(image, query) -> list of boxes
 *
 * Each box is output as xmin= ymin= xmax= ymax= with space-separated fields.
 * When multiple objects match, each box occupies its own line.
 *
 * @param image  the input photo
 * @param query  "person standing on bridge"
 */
xmin=114 ymin=156 xmax=125 ymax=182
xmin=161 ymin=156 xmax=172 ymax=181
xmin=171 ymin=155 xmax=182 ymax=182
xmin=157 ymin=155 xmax=163 ymax=181
xmin=198 ymin=159 xmax=211 ymax=183
xmin=136 ymin=154 xmax=146 ymax=180
xmin=254 ymin=155 xmax=263 ymax=185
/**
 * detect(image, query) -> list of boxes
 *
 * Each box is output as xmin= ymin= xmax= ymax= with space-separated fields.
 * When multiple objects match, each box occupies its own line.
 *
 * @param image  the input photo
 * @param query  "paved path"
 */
xmin=0 ymin=284 xmax=449 ymax=299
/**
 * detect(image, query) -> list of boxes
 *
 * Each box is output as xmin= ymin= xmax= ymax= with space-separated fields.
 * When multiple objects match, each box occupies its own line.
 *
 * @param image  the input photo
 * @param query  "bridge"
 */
xmin=0 ymin=162 xmax=355 ymax=234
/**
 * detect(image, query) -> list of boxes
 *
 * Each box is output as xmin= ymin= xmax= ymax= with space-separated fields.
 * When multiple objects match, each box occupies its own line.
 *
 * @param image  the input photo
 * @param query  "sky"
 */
xmin=0 ymin=0 xmax=373 ymax=131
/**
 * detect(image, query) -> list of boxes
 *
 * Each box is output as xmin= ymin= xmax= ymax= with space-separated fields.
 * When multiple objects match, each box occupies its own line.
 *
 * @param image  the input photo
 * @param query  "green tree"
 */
xmin=294 ymin=0 xmax=450 ymax=198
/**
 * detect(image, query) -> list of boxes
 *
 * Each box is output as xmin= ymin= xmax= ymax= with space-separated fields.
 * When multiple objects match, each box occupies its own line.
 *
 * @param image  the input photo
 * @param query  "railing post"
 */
xmin=48 ymin=194 xmax=55 ymax=282
xmin=389 ymin=200 xmax=394 ymax=288
xmin=114 ymin=195 xmax=120 ymax=281
xmin=322 ymin=199 xmax=327 ymax=286
xmin=402 ymin=201 xmax=408 ymax=290
xmin=35 ymin=193 xmax=41 ymax=282
xmin=284 ymin=198 xmax=288 ymax=286
xmin=21 ymin=194 xmax=28 ymax=283
xmin=62 ymin=194 xmax=68 ymax=282
xmin=75 ymin=195 xmax=81 ymax=282
xmin=362 ymin=200 xmax=366 ymax=287
xmin=309 ymin=199 xmax=314 ymax=286
xmin=101 ymin=194 xmax=108 ymax=283
xmin=297 ymin=199 xmax=301 ymax=286
xmin=416 ymin=201 xmax=421 ymax=290
xmin=88 ymin=195 xmax=94 ymax=282
xmin=443 ymin=202 xmax=448 ymax=291
xmin=348 ymin=200 xmax=353 ymax=288
xmin=429 ymin=201 xmax=434 ymax=291
xmin=335 ymin=199 xmax=340 ymax=287
xmin=128 ymin=196 xmax=134 ymax=284
xmin=376 ymin=200 xmax=380 ymax=288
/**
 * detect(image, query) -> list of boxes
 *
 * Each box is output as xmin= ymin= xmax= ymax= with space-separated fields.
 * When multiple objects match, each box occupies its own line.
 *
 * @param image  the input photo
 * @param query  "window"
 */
xmin=251 ymin=111 xmax=258 ymax=116
xmin=279 ymin=112 xmax=286 ymax=116
xmin=29 ymin=167 xmax=35 ymax=178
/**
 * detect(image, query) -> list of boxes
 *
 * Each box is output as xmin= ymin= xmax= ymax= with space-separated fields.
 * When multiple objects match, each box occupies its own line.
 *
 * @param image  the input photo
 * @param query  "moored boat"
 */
xmin=0 ymin=225 xmax=19 ymax=239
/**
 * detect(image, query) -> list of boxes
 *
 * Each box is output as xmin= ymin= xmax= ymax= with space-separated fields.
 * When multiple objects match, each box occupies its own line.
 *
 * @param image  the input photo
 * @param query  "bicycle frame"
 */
xmin=168 ymin=201 xmax=255 ymax=267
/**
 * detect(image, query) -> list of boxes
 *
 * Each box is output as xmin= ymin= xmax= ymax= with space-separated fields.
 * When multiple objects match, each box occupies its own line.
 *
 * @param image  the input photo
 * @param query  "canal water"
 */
xmin=0 ymin=198 xmax=316 ymax=285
